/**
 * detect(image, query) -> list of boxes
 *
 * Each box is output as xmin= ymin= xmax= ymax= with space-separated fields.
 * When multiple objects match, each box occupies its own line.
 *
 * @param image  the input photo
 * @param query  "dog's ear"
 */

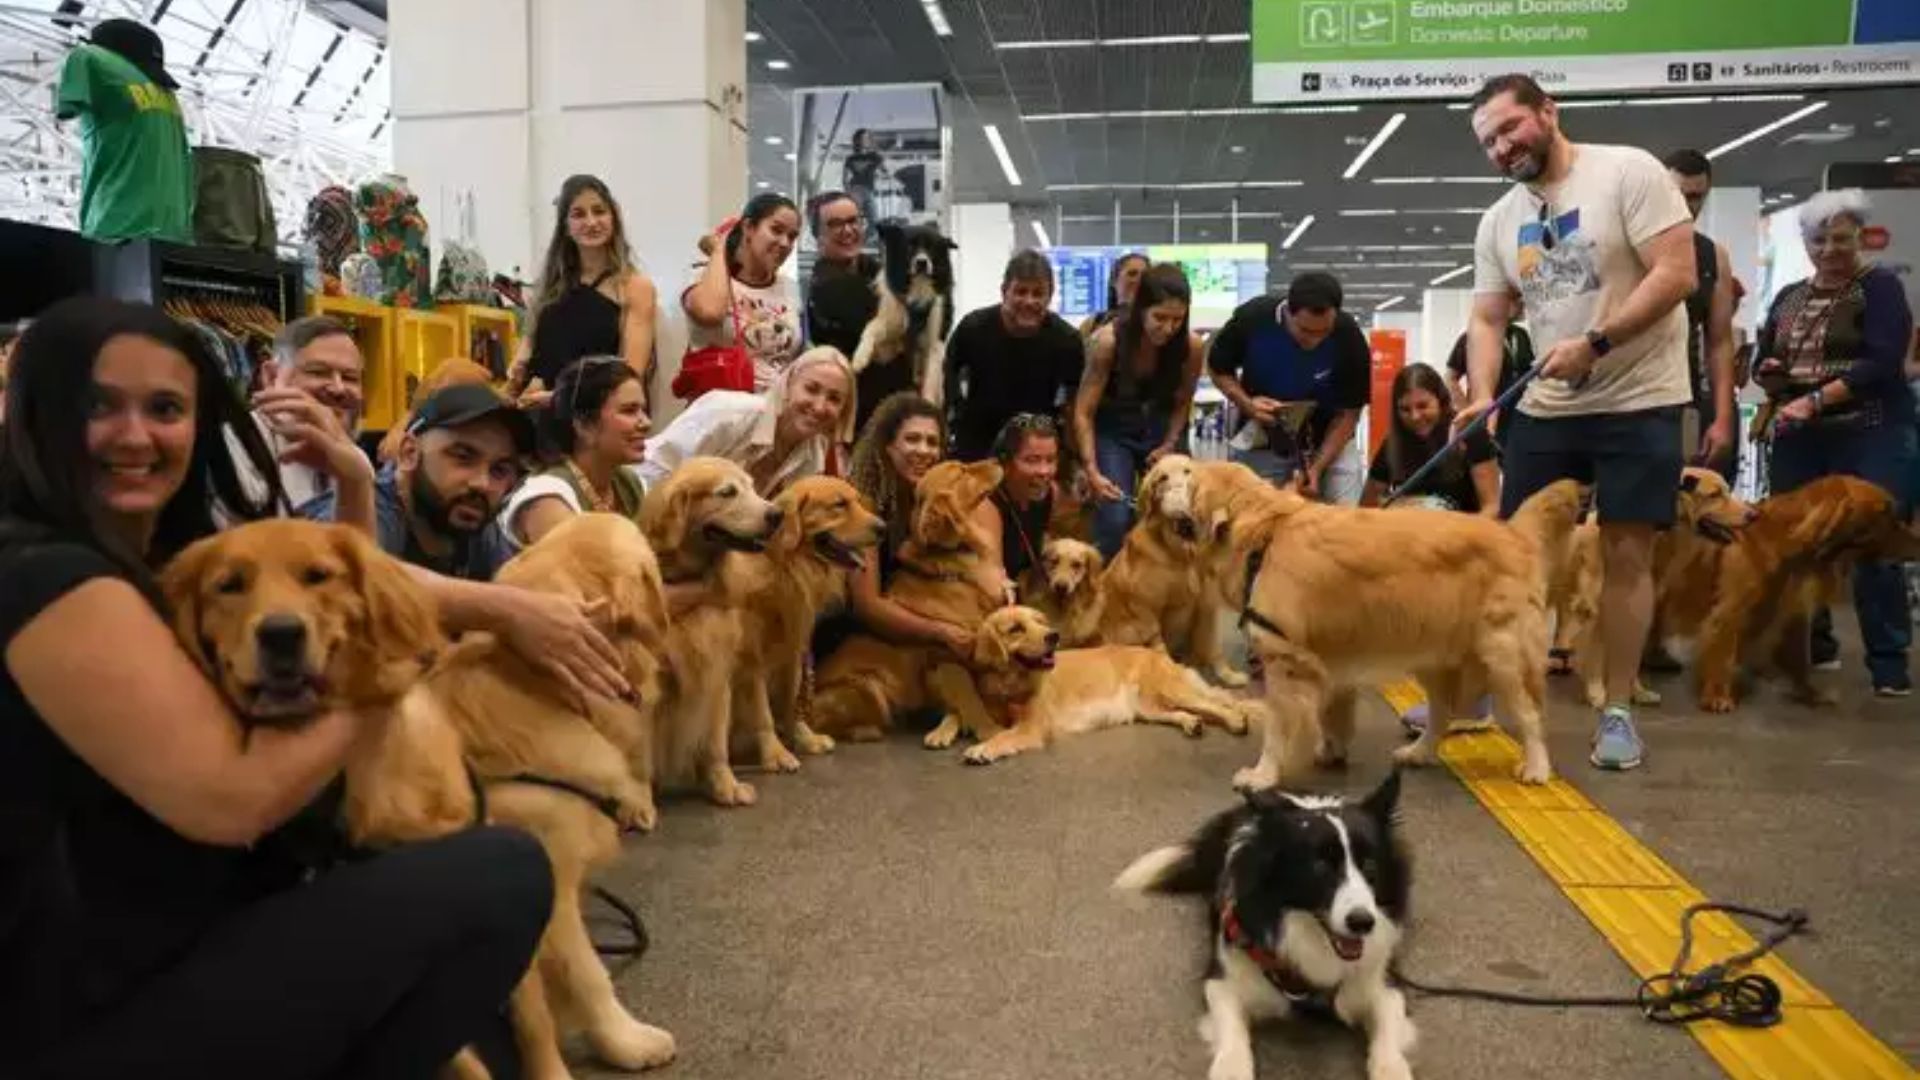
xmin=973 ymin=617 xmax=1011 ymax=669
xmin=773 ymin=487 xmax=809 ymax=554
xmin=1134 ymin=468 xmax=1161 ymax=518
xmin=644 ymin=481 xmax=695 ymax=551
xmin=967 ymin=460 xmax=1004 ymax=493
xmin=158 ymin=535 xmax=219 ymax=675
xmin=1679 ymin=471 xmax=1702 ymax=494
xmin=943 ymin=235 xmax=959 ymax=251
xmin=1361 ymin=768 xmax=1403 ymax=825
xmin=336 ymin=526 xmax=444 ymax=697
xmin=1210 ymin=508 xmax=1233 ymax=546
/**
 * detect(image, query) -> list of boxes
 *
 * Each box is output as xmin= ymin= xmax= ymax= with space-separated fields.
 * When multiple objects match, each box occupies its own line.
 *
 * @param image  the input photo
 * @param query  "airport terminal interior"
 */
xmin=1 ymin=1 xmax=1917 ymax=1079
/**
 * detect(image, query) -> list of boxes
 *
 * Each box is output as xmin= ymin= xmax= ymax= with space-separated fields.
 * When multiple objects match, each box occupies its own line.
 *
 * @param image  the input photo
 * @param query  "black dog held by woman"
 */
xmin=1116 ymin=771 xmax=1416 ymax=1080
xmin=850 ymin=220 xmax=957 ymax=406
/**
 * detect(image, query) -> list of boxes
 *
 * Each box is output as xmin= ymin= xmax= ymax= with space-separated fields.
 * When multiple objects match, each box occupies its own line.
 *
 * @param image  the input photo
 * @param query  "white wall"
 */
xmin=950 ymin=203 xmax=1014 ymax=317
xmin=1697 ymin=185 xmax=1762 ymax=329
xmin=1419 ymin=287 xmax=1474 ymax=372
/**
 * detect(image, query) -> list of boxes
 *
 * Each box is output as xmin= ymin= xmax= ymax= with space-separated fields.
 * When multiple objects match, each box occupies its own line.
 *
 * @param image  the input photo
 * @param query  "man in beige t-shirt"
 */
xmin=1459 ymin=74 xmax=1698 ymax=773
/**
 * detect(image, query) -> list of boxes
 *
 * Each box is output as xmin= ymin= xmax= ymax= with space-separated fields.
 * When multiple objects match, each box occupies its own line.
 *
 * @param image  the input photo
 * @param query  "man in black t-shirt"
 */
xmin=1207 ymin=273 xmax=1371 ymax=502
xmin=943 ymin=250 xmax=1084 ymax=462
xmin=1662 ymin=148 xmax=1739 ymax=480
xmin=1445 ymin=316 xmax=1534 ymax=446
xmin=803 ymin=191 xmax=887 ymax=435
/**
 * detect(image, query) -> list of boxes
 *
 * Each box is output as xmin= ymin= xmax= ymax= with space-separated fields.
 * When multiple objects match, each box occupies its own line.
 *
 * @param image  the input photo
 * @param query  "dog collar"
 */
xmin=1221 ymin=904 xmax=1321 ymax=1002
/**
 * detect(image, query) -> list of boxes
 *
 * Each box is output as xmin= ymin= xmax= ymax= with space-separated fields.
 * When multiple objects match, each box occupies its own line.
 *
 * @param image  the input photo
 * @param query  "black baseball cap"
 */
xmin=90 ymin=19 xmax=178 ymax=90
xmin=406 ymin=383 xmax=535 ymax=454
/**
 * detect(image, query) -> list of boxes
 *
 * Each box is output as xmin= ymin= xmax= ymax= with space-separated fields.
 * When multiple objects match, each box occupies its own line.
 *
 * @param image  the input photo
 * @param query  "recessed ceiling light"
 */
xmin=983 ymin=124 xmax=1022 ymax=186
xmin=744 ymin=31 xmax=763 ymax=43
xmin=764 ymin=135 xmax=784 ymax=145
xmin=1429 ymin=264 xmax=1473 ymax=286
xmin=766 ymin=59 xmax=790 ymax=70
xmin=1282 ymin=214 xmax=1315 ymax=249
xmin=1031 ymin=220 xmax=1051 ymax=248
xmin=756 ymin=180 xmax=771 ymax=189
xmin=1230 ymin=144 xmax=1246 ymax=154
xmin=1339 ymin=208 xmax=1398 ymax=217
xmin=783 ymin=152 xmax=796 ymax=162
xmin=1375 ymin=295 xmax=1405 ymax=311
xmin=1706 ymin=101 xmax=1830 ymax=159
xmin=921 ymin=0 xmax=953 ymax=36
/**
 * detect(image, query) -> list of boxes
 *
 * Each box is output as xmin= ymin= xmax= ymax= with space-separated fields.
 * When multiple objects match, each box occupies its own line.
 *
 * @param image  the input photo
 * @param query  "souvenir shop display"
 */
xmin=434 ymin=192 xmax=492 ymax=305
xmin=54 ymin=20 xmax=193 ymax=243
xmin=305 ymin=183 xmax=360 ymax=292
xmin=162 ymin=282 xmax=283 ymax=394
xmin=191 ymin=146 xmax=278 ymax=254
xmin=355 ymin=174 xmax=433 ymax=309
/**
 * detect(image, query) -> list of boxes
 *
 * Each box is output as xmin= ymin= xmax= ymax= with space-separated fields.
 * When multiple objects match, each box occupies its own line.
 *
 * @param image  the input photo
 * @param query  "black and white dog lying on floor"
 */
xmin=850 ymin=220 xmax=956 ymax=404
xmin=1116 ymin=771 xmax=1415 ymax=1080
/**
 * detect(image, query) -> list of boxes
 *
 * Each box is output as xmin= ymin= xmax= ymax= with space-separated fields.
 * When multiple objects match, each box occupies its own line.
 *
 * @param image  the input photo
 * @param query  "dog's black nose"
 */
xmin=764 ymin=507 xmax=785 ymax=530
xmin=1044 ymin=631 xmax=1061 ymax=648
xmin=255 ymin=614 xmax=308 ymax=665
xmin=1344 ymin=910 xmax=1376 ymax=936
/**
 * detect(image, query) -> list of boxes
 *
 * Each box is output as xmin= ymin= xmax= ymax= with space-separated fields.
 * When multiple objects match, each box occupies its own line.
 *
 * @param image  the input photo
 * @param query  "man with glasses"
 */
xmin=804 ymin=190 xmax=888 ymax=432
xmin=1460 ymin=73 xmax=1698 ymax=772
xmin=380 ymin=383 xmax=528 ymax=581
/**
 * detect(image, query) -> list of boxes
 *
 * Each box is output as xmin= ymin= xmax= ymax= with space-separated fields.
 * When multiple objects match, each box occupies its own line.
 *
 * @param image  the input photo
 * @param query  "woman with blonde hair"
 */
xmin=638 ymin=345 xmax=854 ymax=496
xmin=507 ymin=174 xmax=657 ymax=409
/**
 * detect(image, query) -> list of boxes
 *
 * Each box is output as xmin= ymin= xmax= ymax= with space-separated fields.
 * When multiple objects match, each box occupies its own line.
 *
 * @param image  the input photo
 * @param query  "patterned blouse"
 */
xmin=1756 ymin=266 xmax=1915 ymax=430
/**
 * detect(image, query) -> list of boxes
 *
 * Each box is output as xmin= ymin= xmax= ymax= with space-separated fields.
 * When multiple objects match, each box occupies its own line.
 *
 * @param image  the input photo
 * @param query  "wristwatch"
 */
xmin=1585 ymin=329 xmax=1613 ymax=358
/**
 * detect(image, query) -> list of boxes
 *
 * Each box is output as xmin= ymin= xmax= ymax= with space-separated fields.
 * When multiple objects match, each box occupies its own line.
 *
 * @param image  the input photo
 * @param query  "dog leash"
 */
xmin=1382 ymin=364 xmax=1543 ymax=508
xmin=1391 ymin=900 xmax=1807 ymax=1027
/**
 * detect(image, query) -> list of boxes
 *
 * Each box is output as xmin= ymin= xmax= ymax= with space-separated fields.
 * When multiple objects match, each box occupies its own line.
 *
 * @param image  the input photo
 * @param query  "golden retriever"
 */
xmin=1100 ymin=455 xmax=1247 ymax=687
xmin=730 ymin=475 xmax=886 ymax=761
xmin=956 ymin=606 xmax=1255 ymax=765
xmin=637 ymin=458 xmax=786 ymax=806
xmin=1021 ymin=537 xmax=1106 ymax=647
xmin=810 ymin=460 xmax=1008 ymax=747
xmin=162 ymin=519 xmax=674 ymax=1080
xmin=1192 ymin=467 xmax=1582 ymax=788
xmin=1654 ymin=474 xmax=1920 ymax=712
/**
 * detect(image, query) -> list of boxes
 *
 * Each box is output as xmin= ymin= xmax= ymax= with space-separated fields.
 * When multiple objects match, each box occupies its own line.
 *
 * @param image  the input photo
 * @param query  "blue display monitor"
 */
xmin=1049 ymin=244 xmax=1270 ymax=329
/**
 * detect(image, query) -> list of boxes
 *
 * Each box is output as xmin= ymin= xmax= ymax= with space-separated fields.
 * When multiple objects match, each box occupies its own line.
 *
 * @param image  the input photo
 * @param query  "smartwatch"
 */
xmin=1585 ymin=329 xmax=1613 ymax=358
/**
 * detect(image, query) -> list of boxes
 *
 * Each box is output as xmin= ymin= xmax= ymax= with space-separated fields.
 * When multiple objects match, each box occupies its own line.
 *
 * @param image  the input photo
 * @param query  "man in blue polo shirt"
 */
xmin=1206 ymin=272 xmax=1371 ymax=501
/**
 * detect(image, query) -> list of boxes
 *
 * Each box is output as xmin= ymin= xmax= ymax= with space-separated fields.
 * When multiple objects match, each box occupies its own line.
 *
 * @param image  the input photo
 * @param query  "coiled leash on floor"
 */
xmin=1382 ymin=363 xmax=1544 ymax=508
xmin=589 ymin=885 xmax=650 ymax=960
xmin=1391 ymin=901 xmax=1809 ymax=1028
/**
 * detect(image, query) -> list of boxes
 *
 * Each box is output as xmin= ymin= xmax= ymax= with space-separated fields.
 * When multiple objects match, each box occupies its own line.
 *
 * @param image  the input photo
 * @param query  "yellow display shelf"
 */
xmin=394 ymin=308 xmax=460 ymax=419
xmin=440 ymin=303 xmax=519 ymax=382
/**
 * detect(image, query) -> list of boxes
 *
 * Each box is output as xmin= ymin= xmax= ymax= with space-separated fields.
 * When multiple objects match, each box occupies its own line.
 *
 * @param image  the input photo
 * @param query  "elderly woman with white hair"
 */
xmin=638 ymin=345 xmax=855 ymax=495
xmin=1754 ymin=187 xmax=1917 ymax=697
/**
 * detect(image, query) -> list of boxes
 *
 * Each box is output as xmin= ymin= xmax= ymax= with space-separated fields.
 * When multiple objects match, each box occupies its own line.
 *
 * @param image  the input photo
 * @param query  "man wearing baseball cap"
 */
xmin=380 ymin=383 xmax=533 ymax=581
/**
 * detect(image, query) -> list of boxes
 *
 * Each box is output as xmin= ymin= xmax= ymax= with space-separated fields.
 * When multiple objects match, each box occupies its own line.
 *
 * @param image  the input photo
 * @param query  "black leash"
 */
xmin=483 ymin=770 xmax=651 ymax=962
xmin=589 ymin=885 xmax=651 ymax=960
xmin=1391 ymin=901 xmax=1808 ymax=1028
xmin=1382 ymin=364 xmax=1543 ymax=508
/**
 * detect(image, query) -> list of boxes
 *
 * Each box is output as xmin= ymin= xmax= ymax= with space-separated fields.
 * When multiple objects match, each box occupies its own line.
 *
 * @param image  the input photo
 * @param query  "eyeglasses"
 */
xmin=1005 ymin=412 xmax=1059 ymax=434
xmin=563 ymin=356 xmax=626 ymax=419
xmin=824 ymin=214 xmax=864 ymax=232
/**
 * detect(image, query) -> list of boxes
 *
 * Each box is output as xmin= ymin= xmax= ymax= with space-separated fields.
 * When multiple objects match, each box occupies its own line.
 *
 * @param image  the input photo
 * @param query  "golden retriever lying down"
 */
xmin=1100 ymin=455 xmax=1247 ymax=687
xmin=1555 ymin=468 xmax=1754 ymax=708
xmin=1021 ymin=537 xmax=1106 ymax=647
xmin=1194 ymin=467 xmax=1583 ymax=788
xmin=639 ymin=457 xmax=786 ymax=806
xmin=810 ymin=460 xmax=1009 ymax=748
xmin=1657 ymin=474 xmax=1920 ymax=712
xmin=163 ymin=519 xmax=674 ymax=1080
xmin=956 ymin=606 xmax=1256 ymax=765
xmin=729 ymin=476 xmax=885 ymax=761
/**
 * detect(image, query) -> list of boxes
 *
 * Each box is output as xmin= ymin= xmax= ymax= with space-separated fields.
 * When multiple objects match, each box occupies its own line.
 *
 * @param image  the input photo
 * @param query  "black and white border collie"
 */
xmin=1116 ymin=771 xmax=1415 ymax=1080
xmin=850 ymin=220 xmax=956 ymax=404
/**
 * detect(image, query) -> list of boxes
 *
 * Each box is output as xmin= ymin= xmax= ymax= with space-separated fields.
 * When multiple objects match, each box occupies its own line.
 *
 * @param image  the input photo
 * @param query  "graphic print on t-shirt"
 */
xmin=739 ymin=292 xmax=798 ymax=370
xmin=1516 ymin=206 xmax=1600 ymax=310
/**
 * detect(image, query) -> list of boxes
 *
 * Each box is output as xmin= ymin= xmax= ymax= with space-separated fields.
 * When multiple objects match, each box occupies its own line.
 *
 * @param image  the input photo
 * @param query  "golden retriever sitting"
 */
xmin=162 ymin=519 xmax=675 ymax=1080
xmin=1100 ymin=455 xmax=1247 ymax=687
xmin=639 ymin=458 xmax=786 ymax=807
xmin=731 ymin=476 xmax=886 ymax=761
xmin=1194 ymin=468 xmax=1581 ymax=788
xmin=957 ymin=606 xmax=1255 ymax=765
xmin=1656 ymin=474 xmax=1920 ymax=712
xmin=810 ymin=460 xmax=1008 ymax=747
xmin=1021 ymin=537 xmax=1106 ymax=647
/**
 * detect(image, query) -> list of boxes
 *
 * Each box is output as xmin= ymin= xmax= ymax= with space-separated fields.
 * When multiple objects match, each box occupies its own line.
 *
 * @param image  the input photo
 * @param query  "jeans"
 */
xmin=1229 ymin=439 xmax=1365 ymax=505
xmin=1769 ymin=420 xmax=1916 ymax=689
xmin=1092 ymin=407 xmax=1172 ymax=560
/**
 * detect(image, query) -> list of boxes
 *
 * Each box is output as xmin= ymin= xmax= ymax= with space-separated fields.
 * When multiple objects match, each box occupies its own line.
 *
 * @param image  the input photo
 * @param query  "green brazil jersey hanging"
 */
xmin=56 ymin=44 xmax=194 ymax=243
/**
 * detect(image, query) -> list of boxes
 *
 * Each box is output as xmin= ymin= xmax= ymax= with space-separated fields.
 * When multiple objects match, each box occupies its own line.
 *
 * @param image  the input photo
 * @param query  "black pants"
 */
xmin=22 ymin=826 xmax=552 ymax=1080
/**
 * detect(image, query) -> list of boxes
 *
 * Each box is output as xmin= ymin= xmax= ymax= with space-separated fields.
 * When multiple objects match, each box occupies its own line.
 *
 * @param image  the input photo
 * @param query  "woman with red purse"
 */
xmin=677 ymin=193 xmax=804 ymax=399
xmin=641 ymin=345 xmax=855 ymax=497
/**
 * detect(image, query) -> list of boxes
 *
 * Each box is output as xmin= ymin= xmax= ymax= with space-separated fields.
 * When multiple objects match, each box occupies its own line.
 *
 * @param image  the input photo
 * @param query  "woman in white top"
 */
xmin=499 ymin=356 xmax=650 ymax=551
xmin=638 ymin=346 xmax=854 ymax=496
xmin=683 ymin=192 xmax=803 ymax=392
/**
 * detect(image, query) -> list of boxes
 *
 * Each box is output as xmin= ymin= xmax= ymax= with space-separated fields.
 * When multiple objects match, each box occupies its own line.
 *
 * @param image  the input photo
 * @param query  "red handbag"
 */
xmin=672 ymin=293 xmax=755 ymax=401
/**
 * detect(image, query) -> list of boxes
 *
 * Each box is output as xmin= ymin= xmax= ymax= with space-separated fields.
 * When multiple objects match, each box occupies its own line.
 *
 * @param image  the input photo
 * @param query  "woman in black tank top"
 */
xmin=1072 ymin=263 xmax=1207 ymax=558
xmin=510 ymin=175 xmax=657 ymax=408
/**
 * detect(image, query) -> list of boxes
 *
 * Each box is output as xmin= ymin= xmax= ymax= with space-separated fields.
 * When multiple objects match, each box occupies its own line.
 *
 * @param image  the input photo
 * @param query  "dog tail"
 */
xmin=1115 ymin=844 xmax=1203 ymax=895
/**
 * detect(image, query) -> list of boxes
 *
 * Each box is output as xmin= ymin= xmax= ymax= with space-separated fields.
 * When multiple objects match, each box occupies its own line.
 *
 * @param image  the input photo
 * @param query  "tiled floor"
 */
xmin=583 ymin=631 xmax=1917 ymax=1080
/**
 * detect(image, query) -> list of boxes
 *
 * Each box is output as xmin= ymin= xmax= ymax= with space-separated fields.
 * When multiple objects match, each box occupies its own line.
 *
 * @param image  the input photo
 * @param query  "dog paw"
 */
xmin=708 ymin=776 xmax=758 ymax=807
xmin=924 ymin=716 xmax=960 ymax=750
xmin=1232 ymin=764 xmax=1279 ymax=792
xmin=1583 ymin=683 xmax=1607 ymax=710
xmin=588 ymin=1015 xmax=676 ymax=1071
xmin=761 ymin=743 xmax=802 ymax=774
xmin=1390 ymin=743 xmax=1438 ymax=769
xmin=1367 ymin=1055 xmax=1414 ymax=1080
xmin=1181 ymin=716 xmax=1204 ymax=737
xmin=794 ymin=727 xmax=836 ymax=755
xmin=1632 ymin=683 xmax=1663 ymax=707
xmin=1514 ymin=750 xmax=1552 ymax=786
xmin=961 ymin=743 xmax=1001 ymax=765
xmin=1698 ymin=690 xmax=1737 ymax=714
xmin=1214 ymin=665 xmax=1251 ymax=689
xmin=616 ymin=791 xmax=658 ymax=833
xmin=1208 ymin=1049 xmax=1256 ymax=1080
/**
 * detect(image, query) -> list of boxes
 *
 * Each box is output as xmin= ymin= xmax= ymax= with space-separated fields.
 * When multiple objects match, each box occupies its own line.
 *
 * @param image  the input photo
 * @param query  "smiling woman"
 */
xmin=639 ymin=345 xmax=856 ymax=497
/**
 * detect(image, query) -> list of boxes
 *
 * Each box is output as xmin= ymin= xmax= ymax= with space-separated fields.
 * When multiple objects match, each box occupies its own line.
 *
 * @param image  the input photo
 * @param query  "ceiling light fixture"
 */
xmin=1404 ymin=207 xmax=1488 ymax=216
xmin=783 ymin=152 xmax=796 ymax=162
xmin=1370 ymin=176 xmax=1503 ymax=185
xmin=1032 ymin=220 xmax=1052 ymax=248
xmin=1343 ymin=112 xmax=1406 ymax=180
xmin=764 ymin=135 xmax=783 ymax=145
xmin=1282 ymin=214 xmax=1315 ymax=249
xmin=755 ymin=180 xmax=771 ymax=189
xmin=983 ymin=123 xmax=1022 ymax=186
xmin=1338 ymin=208 xmax=1398 ymax=216
xmin=766 ymin=59 xmax=790 ymax=70
xmin=921 ymin=0 xmax=953 ymax=36
xmin=1706 ymin=101 xmax=1830 ymax=159
xmin=744 ymin=31 xmax=763 ymax=43
xmin=1428 ymin=264 xmax=1473 ymax=286
xmin=1024 ymin=105 xmax=1361 ymax=122
xmin=1042 ymin=180 xmax=1304 ymax=192
xmin=1230 ymin=144 xmax=1246 ymax=154
xmin=995 ymin=32 xmax=1249 ymax=50
xmin=1375 ymin=296 xmax=1406 ymax=311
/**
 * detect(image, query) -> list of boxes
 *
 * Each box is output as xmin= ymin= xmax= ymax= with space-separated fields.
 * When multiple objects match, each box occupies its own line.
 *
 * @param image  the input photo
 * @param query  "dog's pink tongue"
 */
xmin=1332 ymin=935 xmax=1365 ymax=961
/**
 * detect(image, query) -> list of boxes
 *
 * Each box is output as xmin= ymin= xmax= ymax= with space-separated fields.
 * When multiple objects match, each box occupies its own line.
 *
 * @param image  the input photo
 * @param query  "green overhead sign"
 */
xmin=1251 ymin=0 xmax=1920 ymax=102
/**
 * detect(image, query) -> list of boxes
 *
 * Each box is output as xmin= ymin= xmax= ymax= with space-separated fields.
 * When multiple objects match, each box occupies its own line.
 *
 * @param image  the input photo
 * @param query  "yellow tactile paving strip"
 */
xmin=1435 ymin=729 xmax=1917 ymax=1080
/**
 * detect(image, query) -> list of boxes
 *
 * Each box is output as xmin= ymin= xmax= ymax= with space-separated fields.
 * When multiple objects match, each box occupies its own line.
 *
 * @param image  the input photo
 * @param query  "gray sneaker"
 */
xmin=1589 ymin=706 xmax=1644 ymax=771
